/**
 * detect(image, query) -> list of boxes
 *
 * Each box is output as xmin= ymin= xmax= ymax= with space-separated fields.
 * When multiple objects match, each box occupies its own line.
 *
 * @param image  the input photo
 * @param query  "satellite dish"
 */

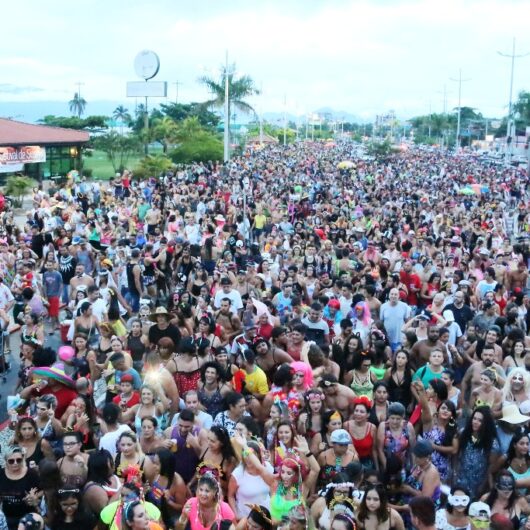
xmin=134 ymin=50 xmax=160 ymax=81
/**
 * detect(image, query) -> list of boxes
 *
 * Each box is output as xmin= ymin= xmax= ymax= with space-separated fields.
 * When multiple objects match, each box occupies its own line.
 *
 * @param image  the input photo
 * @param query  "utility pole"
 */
xmin=429 ymin=101 xmax=432 ymax=138
xmin=173 ymin=81 xmax=183 ymax=104
xmin=498 ymin=38 xmax=530 ymax=164
xmin=75 ymin=81 xmax=84 ymax=99
xmin=283 ymin=94 xmax=287 ymax=146
xmin=450 ymin=69 xmax=471 ymax=149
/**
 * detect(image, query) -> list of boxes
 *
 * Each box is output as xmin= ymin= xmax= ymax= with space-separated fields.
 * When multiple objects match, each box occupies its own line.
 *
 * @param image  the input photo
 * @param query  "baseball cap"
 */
xmin=120 ymin=374 xmax=134 ymax=383
xmin=329 ymin=429 xmax=352 ymax=445
xmin=469 ymin=502 xmax=491 ymax=519
xmin=442 ymin=310 xmax=455 ymax=322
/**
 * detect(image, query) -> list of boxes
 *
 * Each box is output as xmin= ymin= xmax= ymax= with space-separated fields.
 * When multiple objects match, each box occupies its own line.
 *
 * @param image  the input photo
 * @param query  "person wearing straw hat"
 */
xmin=20 ymin=363 xmax=77 ymax=419
xmin=497 ymin=404 xmax=530 ymax=454
xmin=147 ymin=307 xmax=181 ymax=349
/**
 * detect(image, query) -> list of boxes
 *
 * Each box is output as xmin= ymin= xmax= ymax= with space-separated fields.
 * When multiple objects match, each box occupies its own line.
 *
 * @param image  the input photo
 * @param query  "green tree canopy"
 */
xmin=159 ymin=102 xmax=220 ymax=129
xmin=38 ymin=115 xmax=108 ymax=130
xmin=169 ymin=117 xmax=223 ymax=164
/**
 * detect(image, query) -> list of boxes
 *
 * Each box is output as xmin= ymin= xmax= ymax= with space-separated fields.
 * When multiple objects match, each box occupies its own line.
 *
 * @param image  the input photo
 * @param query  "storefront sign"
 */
xmin=0 ymin=146 xmax=46 ymax=167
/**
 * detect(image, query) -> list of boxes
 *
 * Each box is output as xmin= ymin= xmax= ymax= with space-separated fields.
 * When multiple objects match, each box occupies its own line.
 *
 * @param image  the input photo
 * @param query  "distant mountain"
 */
xmin=314 ymin=107 xmax=364 ymax=123
xmin=0 ymin=100 xmax=367 ymax=126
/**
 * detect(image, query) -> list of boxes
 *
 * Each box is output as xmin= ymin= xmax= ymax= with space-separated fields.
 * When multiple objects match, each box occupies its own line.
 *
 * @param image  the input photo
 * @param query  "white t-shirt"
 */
xmin=171 ymin=410 xmax=213 ymax=430
xmin=98 ymin=424 xmax=132 ymax=458
xmin=232 ymin=463 xmax=273 ymax=518
xmin=213 ymin=288 xmax=243 ymax=313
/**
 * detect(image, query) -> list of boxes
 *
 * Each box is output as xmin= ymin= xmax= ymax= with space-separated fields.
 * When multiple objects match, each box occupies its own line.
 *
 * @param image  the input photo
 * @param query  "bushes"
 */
xmin=4 ymin=175 xmax=36 ymax=207
xmin=170 ymin=132 xmax=223 ymax=164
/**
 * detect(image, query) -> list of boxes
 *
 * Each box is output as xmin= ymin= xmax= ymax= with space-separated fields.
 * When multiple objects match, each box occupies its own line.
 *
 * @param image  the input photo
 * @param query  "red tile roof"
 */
xmin=0 ymin=118 xmax=89 ymax=146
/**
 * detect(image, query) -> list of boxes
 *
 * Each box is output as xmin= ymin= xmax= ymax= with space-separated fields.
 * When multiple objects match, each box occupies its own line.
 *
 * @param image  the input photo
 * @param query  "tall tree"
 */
xmin=113 ymin=105 xmax=132 ymax=135
xmin=198 ymin=63 xmax=260 ymax=135
xmin=68 ymin=92 xmax=87 ymax=119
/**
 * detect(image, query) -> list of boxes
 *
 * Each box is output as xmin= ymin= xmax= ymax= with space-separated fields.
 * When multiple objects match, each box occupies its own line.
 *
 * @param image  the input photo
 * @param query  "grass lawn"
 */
xmin=83 ymin=146 xmax=164 ymax=180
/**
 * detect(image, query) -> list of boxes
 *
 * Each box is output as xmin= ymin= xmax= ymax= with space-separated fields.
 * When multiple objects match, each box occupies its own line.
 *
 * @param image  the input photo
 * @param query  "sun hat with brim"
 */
xmin=149 ymin=307 xmax=172 ymax=322
xmin=30 ymin=363 xmax=75 ymax=388
xmin=500 ymin=404 xmax=530 ymax=424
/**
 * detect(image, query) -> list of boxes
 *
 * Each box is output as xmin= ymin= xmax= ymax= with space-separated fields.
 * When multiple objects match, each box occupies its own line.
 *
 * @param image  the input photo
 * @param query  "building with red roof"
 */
xmin=0 ymin=118 xmax=89 ymax=180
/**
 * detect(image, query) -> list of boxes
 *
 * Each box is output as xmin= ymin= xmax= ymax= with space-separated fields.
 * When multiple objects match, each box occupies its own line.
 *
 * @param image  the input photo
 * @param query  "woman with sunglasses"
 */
xmin=310 ymin=473 xmax=355 ymax=530
xmin=344 ymin=351 xmax=377 ymax=400
xmin=435 ymin=486 xmax=471 ymax=530
xmin=0 ymin=446 xmax=41 ymax=530
xmin=49 ymin=488 xmax=96 ymax=530
xmin=356 ymin=483 xmax=405 ymax=530
xmin=481 ymin=471 xmax=530 ymax=529
xmin=501 ymin=367 xmax=530 ymax=410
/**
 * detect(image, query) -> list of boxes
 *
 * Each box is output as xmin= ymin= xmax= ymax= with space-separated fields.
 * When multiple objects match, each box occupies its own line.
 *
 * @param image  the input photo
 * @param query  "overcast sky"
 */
xmin=1 ymin=0 xmax=530 ymax=120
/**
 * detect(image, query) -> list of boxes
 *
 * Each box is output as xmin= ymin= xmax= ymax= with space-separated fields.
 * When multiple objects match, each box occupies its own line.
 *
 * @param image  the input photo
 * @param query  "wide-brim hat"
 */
xmin=149 ymin=306 xmax=172 ymax=322
xmin=30 ymin=363 xmax=74 ymax=388
xmin=500 ymin=404 xmax=530 ymax=424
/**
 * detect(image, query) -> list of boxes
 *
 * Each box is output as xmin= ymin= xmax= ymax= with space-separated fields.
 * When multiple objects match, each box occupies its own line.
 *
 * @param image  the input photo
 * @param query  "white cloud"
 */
xmin=0 ymin=0 xmax=529 ymax=120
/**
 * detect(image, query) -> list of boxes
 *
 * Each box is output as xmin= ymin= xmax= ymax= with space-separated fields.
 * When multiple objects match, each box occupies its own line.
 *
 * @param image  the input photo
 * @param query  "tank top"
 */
xmin=173 ymin=357 xmax=202 ymax=396
xmin=171 ymin=425 xmax=200 ymax=483
xmin=351 ymin=423 xmax=374 ymax=459
xmin=128 ymin=333 xmax=147 ymax=362
xmin=269 ymin=487 xmax=303 ymax=522
xmin=198 ymin=385 xmax=225 ymax=419
xmin=127 ymin=263 xmax=141 ymax=295
xmin=350 ymin=371 xmax=374 ymax=399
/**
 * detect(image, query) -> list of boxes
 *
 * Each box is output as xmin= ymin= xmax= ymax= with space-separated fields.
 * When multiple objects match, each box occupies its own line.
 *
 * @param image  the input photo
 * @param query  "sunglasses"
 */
xmin=7 ymin=457 xmax=23 ymax=464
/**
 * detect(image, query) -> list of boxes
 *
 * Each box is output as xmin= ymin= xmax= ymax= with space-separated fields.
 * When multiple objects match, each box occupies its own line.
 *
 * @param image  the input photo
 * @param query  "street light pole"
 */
xmin=498 ymin=38 xmax=530 ymax=164
xmin=223 ymin=50 xmax=230 ymax=163
xmin=283 ymin=94 xmax=287 ymax=146
xmin=173 ymin=81 xmax=183 ymax=104
xmin=450 ymin=69 xmax=470 ymax=149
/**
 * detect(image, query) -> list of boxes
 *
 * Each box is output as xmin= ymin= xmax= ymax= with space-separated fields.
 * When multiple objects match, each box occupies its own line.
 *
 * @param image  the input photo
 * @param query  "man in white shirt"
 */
xmin=172 ymin=390 xmax=213 ymax=430
xmin=213 ymin=277 xmax=243 ymax=314
xmin=86 ymin=284 xmax=108 ymax=321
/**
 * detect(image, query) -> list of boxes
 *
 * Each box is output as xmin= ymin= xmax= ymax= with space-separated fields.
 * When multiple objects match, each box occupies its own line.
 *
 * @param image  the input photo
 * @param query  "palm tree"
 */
xmin=152 ymin=116 xmax=179 ymax=153
xmin=198 ymin=63 xmax=260 ymax=137
xmin=68 ymin=92 xmax=87 ymax=119
xmin=113 ymin=105 xmax=132 ymax=135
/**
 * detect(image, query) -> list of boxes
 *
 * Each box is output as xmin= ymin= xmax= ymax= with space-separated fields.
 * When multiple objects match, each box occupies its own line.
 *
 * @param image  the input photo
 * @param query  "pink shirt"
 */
xmin=186 ymin=498 xmax=234 ymax=530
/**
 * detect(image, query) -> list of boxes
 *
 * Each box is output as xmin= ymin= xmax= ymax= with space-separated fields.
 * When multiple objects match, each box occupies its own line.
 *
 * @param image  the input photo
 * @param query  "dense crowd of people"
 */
xmin=0 ymin=140 xmax=529 ymax=530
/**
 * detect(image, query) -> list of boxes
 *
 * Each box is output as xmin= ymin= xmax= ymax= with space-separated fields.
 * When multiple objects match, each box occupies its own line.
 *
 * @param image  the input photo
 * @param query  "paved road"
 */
xmin=0 ymin=197 xmax=61 ymax=423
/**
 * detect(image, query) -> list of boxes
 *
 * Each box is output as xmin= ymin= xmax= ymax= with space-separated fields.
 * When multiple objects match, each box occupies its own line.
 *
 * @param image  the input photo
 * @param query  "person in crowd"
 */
xmin=4 ymin=135 xmax=530 ymax=530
